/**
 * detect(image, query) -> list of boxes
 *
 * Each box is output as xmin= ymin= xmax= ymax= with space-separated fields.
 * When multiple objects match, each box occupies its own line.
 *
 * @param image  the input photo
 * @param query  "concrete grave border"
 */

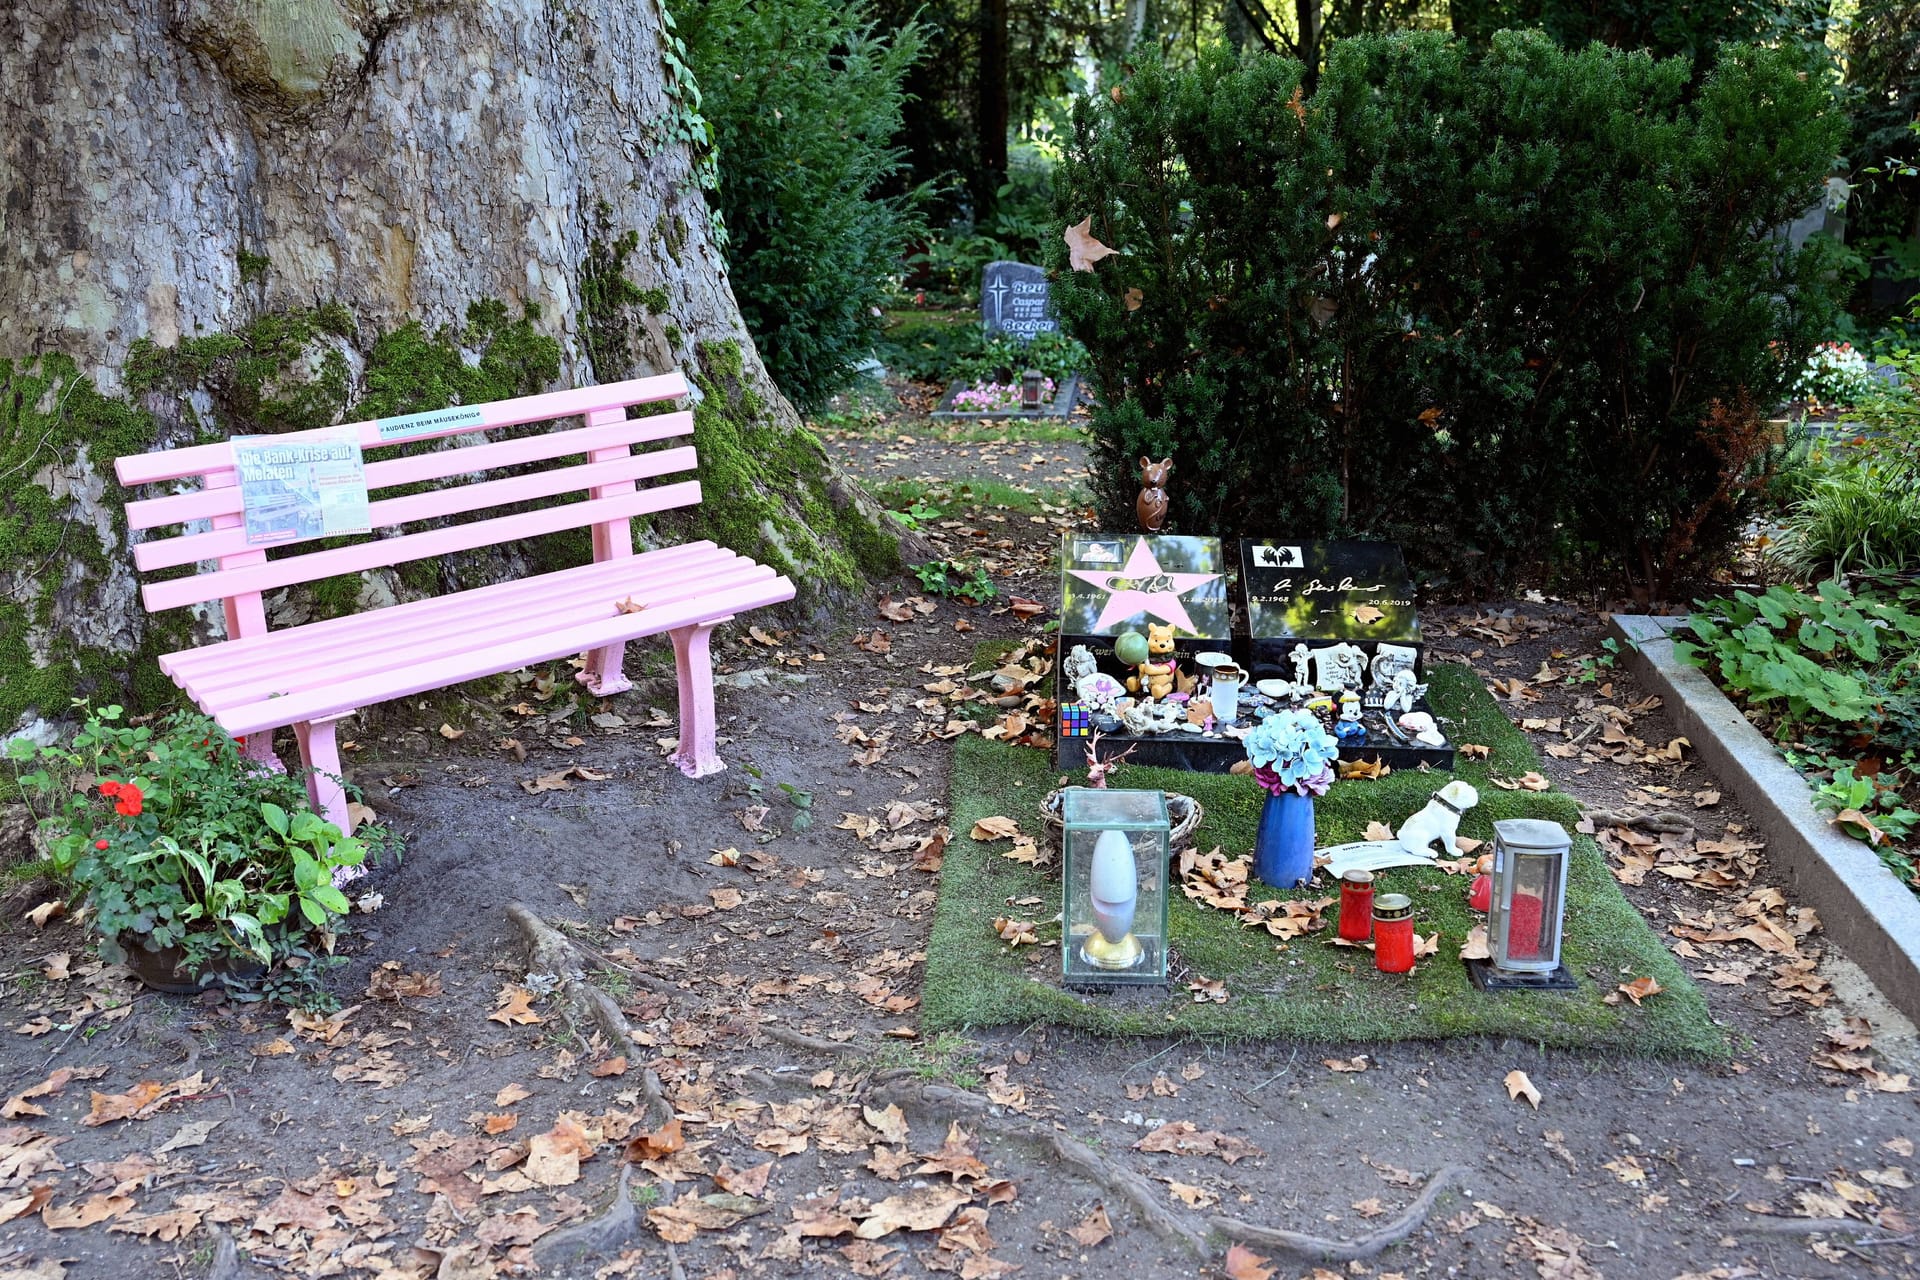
xmin=1610 ymin=614 xmax=1920 ymax=1026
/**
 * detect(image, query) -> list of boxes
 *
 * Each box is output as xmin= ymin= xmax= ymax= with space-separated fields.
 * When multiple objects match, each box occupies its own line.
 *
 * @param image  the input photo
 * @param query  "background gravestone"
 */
xmin=980 ymin=260 xmax=1059 ymax=340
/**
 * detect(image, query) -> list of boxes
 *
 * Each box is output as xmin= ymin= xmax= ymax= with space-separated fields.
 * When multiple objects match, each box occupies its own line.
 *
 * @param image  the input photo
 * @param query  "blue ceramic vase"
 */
xmin=1255 ymin=790 xmax=1316 ymax=888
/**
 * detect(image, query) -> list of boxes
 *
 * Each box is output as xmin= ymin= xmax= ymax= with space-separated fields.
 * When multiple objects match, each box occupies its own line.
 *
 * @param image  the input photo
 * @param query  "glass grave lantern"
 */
xmin=1061 ymin=787 xmax=1170 ymax=987
xmin=1468 ymin=818 xmax=1578 ymax=991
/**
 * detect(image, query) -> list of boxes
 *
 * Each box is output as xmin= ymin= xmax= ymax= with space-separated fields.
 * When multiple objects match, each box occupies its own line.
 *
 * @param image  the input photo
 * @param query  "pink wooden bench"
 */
xmin=113 ymin=373 xmax=795 ymax=831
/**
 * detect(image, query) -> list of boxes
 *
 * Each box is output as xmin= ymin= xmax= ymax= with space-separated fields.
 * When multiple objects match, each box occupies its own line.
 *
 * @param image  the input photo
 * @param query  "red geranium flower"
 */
xmin=113 ymin=783 xmax=144 ymax=817
xmin=99 ymin=780 xmax=122 ymax=798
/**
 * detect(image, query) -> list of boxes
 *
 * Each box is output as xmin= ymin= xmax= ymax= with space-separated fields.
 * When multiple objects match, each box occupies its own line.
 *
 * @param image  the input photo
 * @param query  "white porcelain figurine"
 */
xmin=1313 ymin=642 xmax=1368 ymax=692
xmin=1084 ymin=828 xmax=1143 ymax=969
xmin=1383 ymin=669 xmax=1428 ymax=715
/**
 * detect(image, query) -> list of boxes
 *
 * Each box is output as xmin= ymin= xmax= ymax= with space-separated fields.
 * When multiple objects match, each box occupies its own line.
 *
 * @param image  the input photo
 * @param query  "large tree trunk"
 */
xmin=976 ymin=0 xmax=1009 ymax=215
xmin=0 ymin=0 xmax=908 ymax=735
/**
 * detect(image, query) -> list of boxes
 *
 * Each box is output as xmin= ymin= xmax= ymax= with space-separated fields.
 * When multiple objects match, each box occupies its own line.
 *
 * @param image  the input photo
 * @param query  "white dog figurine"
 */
xmin=1318 ymin=780 xmax=1482 ymax=878
xmin=1394 ymin=780 xmax=1480 ymax=858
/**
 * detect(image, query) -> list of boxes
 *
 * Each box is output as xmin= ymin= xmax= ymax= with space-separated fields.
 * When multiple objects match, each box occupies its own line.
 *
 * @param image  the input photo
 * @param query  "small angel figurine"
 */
xmin=1290 ymin=643 xmax=1312 ymax=689
xmin=1383 ymin=669 xmax=1428 ymax=716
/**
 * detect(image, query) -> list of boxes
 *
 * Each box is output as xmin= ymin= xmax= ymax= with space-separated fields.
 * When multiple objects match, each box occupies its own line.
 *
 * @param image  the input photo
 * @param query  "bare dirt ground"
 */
xmin=1 ymin=383 xmax=1916 ymax=1280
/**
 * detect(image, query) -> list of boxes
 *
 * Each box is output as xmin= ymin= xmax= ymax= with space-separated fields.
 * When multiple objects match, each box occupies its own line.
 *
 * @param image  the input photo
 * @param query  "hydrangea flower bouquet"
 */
xmin=1243 ymin=709 xmax=1338 ymax=886
xmin=1244 ymin=710 xmax=1338 ymax=797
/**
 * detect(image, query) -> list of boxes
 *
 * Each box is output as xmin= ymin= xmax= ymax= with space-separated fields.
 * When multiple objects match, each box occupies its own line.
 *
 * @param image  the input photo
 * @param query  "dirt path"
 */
xmin=1 ymin=401 xmax=1916 ymax=1280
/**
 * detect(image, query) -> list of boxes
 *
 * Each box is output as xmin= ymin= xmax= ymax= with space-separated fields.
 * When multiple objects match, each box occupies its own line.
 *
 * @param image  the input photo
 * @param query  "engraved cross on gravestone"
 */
xmin=980 ymin=260 xmax=1059 ymax=341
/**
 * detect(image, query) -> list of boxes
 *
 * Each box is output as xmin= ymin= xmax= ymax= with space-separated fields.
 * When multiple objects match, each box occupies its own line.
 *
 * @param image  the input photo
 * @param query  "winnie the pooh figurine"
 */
xmin=1125 ymin=623 xmax=1180 ymax=701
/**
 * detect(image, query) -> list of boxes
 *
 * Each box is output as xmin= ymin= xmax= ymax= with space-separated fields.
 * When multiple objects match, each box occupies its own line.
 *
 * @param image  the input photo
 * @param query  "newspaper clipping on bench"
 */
xmin=233 ymin=427 xmax=372 ymax=547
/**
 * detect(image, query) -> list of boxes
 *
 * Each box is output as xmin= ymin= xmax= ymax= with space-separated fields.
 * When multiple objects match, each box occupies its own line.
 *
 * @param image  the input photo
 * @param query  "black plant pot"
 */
xmin=117 ymin=935 xmax=266 ymax=994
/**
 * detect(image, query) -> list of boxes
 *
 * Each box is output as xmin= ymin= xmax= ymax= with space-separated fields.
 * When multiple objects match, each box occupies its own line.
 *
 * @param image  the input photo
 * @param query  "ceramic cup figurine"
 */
xmin=1136 ymin=457 xmax=1172 ymax=532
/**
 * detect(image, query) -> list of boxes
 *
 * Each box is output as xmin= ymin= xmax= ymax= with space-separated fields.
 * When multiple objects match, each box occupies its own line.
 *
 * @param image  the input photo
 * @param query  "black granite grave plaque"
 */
xmin=980 ymin=261 xmax=1059 ymax=340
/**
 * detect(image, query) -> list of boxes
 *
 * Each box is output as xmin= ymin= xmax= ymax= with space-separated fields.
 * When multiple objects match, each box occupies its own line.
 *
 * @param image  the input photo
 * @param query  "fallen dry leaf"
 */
xmin=24 ymin=900 xmax=66 ymax=928
xmin=1064 ymin=217 xmax=1118 ymax=271
xmin=1222 ymin=1243 xmax=1276 ymax=1280
xmin=1504 ymin=1069 xmax=1542 ymax=1109
xmin=42 ymin=1193 xmax=133 ymax=1229
xmin=855 ymin=1185 xmax=973 ymax=1239
xmin=1323 ymin=1056 xmax=1369 ymax=1073
xmin=1068 ymin=1203 xmax=1113 ymax=1246
xmin=970 ymin=816 xmax=1021 ymax=841
xmin=991 ymin=917 xmax=1038 ymax=947
xmin=488 ymin=985 xmax=542 ymax=1026
xmin=1132 ymin=1121 xmax=1262 ymax=1164
xmin=1606 ymin=976 xmax=1664 ymax=1007
xmin=83 ymin=1073 xmax=206 ymax=1127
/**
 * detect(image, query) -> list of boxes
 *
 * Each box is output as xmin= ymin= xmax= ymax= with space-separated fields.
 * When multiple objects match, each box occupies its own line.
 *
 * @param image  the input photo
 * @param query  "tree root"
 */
xmin=1736 ymin=1216 xmax=1909 ymax=1242
xmin=1581 ymin=809 xmax=1695 ymax=835
xmin=532 ymin=1165 xmax=640 ymax=1265
xmin=871 ymin=1079 xmax=1468 ymax=1265
xmin=871 ymin=1079 xmax=1210 ymax=1258
xmin=756 ymin=1023 xmax=861 ymax=1056
xmin=505 ymin=902 xmax=669 ymax=1123
xmin=1211 ymin=1164 xmax=1468 ymax=1262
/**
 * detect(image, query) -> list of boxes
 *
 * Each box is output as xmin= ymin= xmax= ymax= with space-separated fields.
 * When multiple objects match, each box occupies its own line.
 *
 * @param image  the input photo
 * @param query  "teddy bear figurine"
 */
xmin=1124 ymin=623 xmax=1180 ymax=701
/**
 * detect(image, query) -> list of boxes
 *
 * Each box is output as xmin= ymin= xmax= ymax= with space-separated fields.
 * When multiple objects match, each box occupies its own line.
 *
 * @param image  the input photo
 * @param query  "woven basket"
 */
xmin=1040 ymin=788 xmax=1203 ymax=850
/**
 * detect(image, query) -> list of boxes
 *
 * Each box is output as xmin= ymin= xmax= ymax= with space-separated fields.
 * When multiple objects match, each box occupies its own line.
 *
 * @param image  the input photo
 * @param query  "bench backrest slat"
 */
xmin=115 ymin=375 xmax=701 ymax=617
xmin=134 ymin=444 xmax=697 ymax=572
xmin=142 ymin=480 xmax=702 ymax=613
xmin=114 ymin=373 xmax=687 ymax=487
xmin=124 ymin=409 xmax=693 ymax=531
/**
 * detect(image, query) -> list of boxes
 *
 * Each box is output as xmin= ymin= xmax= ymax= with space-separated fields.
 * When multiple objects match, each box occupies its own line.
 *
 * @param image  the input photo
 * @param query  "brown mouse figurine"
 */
xmin=1136 ymin=456 xmax=1172 ymax=532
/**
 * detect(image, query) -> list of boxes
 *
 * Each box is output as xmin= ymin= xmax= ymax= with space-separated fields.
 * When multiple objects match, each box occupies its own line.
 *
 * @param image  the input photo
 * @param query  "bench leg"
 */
xmin=668 ymin=622 xmax=723 ymax=778
xmin=239 ymin=730 xmax=284 ymax=773
xmin=577 ymin=641 xmax=634 ymax=698
xmin=292 ymin=715 xmax=354 ymax=833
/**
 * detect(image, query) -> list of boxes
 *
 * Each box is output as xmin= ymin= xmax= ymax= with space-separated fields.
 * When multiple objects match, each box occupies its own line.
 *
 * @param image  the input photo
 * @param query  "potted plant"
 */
xmin=7 ymin=704 xmax=394 ymax=999
xmin=1243 ymin=709 xmax=1338 ymax=888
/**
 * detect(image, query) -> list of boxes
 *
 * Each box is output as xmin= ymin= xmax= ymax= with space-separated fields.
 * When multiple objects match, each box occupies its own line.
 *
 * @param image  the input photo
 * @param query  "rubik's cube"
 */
xmin=1059 ymin=703 xmax=1092 ymax=737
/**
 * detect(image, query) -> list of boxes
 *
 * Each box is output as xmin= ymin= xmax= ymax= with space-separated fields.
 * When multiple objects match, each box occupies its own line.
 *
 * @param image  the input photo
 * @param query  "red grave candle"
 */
xmin=1505 ymin=891 xmax=1545 ymax=961
xmin=1338 ymin=870 xmax=1375 ymax=942
xmin=1468 ymin=873 xmax=1492 ymax=913
xmin=1373 ymin=893 xmax=1416 ymax=974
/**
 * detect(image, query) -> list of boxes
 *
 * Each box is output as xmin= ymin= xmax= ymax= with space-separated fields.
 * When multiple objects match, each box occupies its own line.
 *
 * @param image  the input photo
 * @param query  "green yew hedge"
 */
xmin=1049 ymin=31 xmax=1847 ymax=596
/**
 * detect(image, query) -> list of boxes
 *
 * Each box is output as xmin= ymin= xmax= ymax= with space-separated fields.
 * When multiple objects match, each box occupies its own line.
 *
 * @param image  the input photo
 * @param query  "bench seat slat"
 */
xmin=125 ymin=411 xmax=695 ymax=531
xmin=161 ymin=542 xmax=722 ymax=676
xmin=114 ymin=373 xmax=689 ymax=487
xmin=142 ymin=480 xmax=702 ymax=612
xmin=134 ymin=445 xmax=698 ymax=572
xmin=169 ymin=550 xmax=770 ymax=707
xmin=199 ymin=573 xmax=796 ymax=738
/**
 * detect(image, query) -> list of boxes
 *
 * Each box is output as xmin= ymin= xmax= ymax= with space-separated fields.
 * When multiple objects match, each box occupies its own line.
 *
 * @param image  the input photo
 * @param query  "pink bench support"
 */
xmin=112 ymin=373 xmax=796 ymax=832
xmin=669 ymin=620 xmax=725 ymax=777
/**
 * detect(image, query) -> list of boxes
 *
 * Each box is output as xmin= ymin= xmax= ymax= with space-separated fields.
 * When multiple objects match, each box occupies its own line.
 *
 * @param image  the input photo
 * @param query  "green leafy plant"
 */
xmin=777 ymin=781 xmax=814 ymax=833
xmin=1051 ymin=34 xmax=1845 ymax=596
xmin=1678 ymin=578 xmax=1920 ymax=888
xmin=888 ymin=498 xmax=943 ymax=532
xmin=947 ymin=330 xmax=1088 ymax=385
xmin=914 ymin=559 xmax=998 ymax=603
xmin=1773 ymin=355 xmax=1920 ymax=577
xmin=1571 ymin=637 xmax=1627 ymax=685
xmin=680 ymin=0 xmax=929 ymax=412
xmin=7 ymin=704 xmax=395 ymax=999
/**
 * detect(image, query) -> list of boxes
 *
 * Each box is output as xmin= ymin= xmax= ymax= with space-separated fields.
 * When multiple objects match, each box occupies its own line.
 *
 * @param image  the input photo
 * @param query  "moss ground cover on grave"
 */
xmin=923 ymin=662 xmax=1727 ymax=1057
